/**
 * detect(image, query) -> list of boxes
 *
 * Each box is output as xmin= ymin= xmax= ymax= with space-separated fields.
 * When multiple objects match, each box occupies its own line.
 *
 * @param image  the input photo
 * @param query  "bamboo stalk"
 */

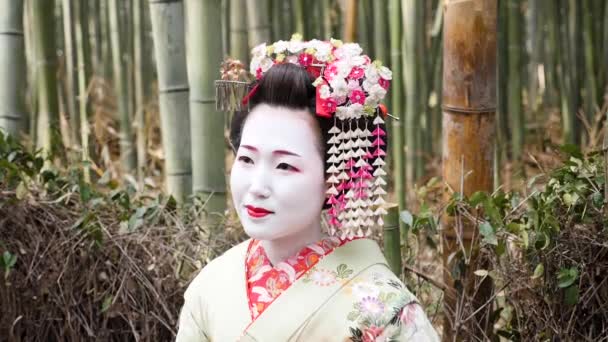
xmin=31 ymin=0 xmax=61 ymax=156
xmin=383 ymin=204 xmax=402 ymax=277
xmin=149 ymin=0 xmax=193 ymax=202
xmin=441 ymin=0 xmax=496 ymax=338
xmin=0 ymin=0 xmax=26 ymax=137
xmin=294 ymin=0 xmax=305 ymax=36
xmin=507 ymin=0 xmax=523 ymax=161
xmin=74 ymin=0 xmax=90 ymax=181
xmin=109 ymin=0 xmax=137 ymax=172
xmin=402 ymin=0 xmax=419 ymax=188
xmin=61 ymin=0 xmax=78 ymax=145
xmin=134 ymin=0 xmax=146 ymax=179
xmin=90 ymin=0 xmax=103 ymax=75
xmin=322 ymin=0 xmax=332 ymax=38
xmin=582 ymin=0 xmax=598 ymax=122
xmin=388 ymin=0 xmax=406 ymax=260
xmin=185 ymin=0 xmax=227 ymax=220
xmin=343 ymin=0 xmax=357 ymax=42
xmin=246 ymin=0 xmax=270 ymax=46
xmin=229 ymin=0 xmax=248 ymax=64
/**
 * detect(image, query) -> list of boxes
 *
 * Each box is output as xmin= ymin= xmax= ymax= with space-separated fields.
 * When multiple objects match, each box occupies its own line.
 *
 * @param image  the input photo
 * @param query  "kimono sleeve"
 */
xmin=382 ymin=302 xmax=439 ymax=341
xmin=175 ymin=279 xmax=211 ymax=342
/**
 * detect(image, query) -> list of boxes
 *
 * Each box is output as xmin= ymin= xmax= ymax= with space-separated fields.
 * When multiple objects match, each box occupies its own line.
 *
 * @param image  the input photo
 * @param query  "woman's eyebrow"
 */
xmin=241 ymin=145 xmax=258 ymax=152
xmin=241 ymin=145 xmax=301 ymax=157
xmin=273 ymin=150 xmax=301 ymax=157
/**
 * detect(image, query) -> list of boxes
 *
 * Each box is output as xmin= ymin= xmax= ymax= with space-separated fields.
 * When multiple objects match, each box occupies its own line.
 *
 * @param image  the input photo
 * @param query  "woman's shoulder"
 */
xmin=184 ymin=239 xmax=251 ymax=297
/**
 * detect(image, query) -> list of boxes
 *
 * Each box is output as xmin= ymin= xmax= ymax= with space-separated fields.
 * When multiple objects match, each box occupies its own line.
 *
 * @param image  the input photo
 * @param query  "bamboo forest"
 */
xmin=1 ymin=0 xmax=607 ymax=341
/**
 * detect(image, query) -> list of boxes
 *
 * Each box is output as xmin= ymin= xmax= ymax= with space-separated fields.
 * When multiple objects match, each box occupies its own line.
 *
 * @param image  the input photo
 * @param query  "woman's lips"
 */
xmin=245 ymin=205 xmax=273 ymax=218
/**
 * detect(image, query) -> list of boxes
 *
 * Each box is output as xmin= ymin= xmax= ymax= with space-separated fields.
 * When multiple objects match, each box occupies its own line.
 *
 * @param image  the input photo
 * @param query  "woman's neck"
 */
xmin=260 ymin=222 xmax=325 ymax=266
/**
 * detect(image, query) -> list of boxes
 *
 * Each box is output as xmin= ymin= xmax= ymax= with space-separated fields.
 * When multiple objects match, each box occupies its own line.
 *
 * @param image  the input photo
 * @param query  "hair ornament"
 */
xmin=217 ymin=34 xmax=395 ymax=239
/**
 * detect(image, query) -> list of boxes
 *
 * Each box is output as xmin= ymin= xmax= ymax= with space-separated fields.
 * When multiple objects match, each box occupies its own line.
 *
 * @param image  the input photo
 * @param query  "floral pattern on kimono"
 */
xmin=245 ymin=236 xmax=355 ymax=319
xmin=344 ymin=271 xmax=439 ymax=342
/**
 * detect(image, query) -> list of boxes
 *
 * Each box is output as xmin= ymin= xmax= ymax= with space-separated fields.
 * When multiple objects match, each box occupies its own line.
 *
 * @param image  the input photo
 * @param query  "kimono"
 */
xmin=176 ymin=237 xmax=439 ymax=341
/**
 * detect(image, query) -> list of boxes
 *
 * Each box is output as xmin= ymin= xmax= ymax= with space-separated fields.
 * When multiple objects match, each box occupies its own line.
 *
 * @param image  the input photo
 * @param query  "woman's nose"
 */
xmin=249 ymin=171 xmax=271 ymax=198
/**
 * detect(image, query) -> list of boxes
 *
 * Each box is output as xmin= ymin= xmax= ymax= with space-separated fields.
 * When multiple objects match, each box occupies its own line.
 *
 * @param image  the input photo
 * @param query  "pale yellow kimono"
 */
xmin=176 ymin=238 xmax=439 ymax=341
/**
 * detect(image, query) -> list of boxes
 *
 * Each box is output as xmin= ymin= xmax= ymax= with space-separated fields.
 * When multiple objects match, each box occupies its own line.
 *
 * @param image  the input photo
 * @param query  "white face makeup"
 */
xmin=230 ymin=104 xmax=326 ymax=242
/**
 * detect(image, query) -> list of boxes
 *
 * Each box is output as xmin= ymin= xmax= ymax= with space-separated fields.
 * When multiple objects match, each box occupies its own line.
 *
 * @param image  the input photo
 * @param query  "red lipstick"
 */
xmin=245 ymin=205 xmax=273 ymax=218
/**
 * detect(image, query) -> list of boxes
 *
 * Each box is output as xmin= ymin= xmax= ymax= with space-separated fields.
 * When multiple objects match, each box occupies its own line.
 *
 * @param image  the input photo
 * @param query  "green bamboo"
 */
xmin=24 ymin=0 xmax=35 ymax=142
xmin=90 ymin=0 xmax=103 ymax=74
xmin=383 ymin=204 xmax=402 ymax=277
xmin=31 ymin=0 xmax=61 ymax=156
xmin=543 ymin=0 xmax=559 ymax=109
xmin=416 ymin=1 xmax=429 ymax=177
xmin=527 ymin=0 xmax=540 ymax=112
xmin=496 ymin=0 xmax=508 ymax=187
xmin=109 ymin=0 xmax=136 ymax=172
xmin=134 ymin=0 xmax=146 ymax=179
xmin=401 ymin=0 xmax=419 ymax=188
xmin=567 ymin=0 xmax=582 ymax=143
xmin=429 ymin=1 xmax=443 ymax=156
xmin=322 ymin=0 xmax=332 ymax=38
xmin=61 ymin=0 xmax=78 ymax=145
xmin=293 ymin=0 xmax=305 ymax=36
xmin=388 ymin=0 xmax=406 ymax=254
xmin=149 ymin=0 xmax=192 ymax=202
xmin=600 ymin=1 xmax=608 ymax=92
xmin=77 ymin=0 xmax=91 ymax=84
xmin=74 ymin=0 xmax=90 ymax=181
xmin=270 ymin=0 xmax=282 ymax=40
xmin=229 ymin=0 xmax=248 ymax=64
xmin=246 ymin=0 xmax=270 ymax=46
xmin=581 ymin=0 xmax=598 ymax=122
xmin=101 ymin=0 xmax=112 ymax=79
xmin=0 ymin=0 xmax=26 ymax=137
xmin=357 ymin=0 xmax=373 ymax=56
xmin=185 ymin=0 xmax=227 ymax=219
xmin=507 ymin=0 xmax=523 ymax=161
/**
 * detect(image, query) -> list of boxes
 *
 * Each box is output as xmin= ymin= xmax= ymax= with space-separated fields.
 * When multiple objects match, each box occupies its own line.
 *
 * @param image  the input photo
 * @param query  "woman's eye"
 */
xmin=238 ymin=156 xmax=253 ymax=164
xmin=277 ymin=163 xmax=297 ymax=171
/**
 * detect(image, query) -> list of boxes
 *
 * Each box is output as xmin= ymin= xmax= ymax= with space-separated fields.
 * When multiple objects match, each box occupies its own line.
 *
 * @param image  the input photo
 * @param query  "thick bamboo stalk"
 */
xmin=507 ymin=0 xmax=523 ymax=160
xmin=61 ymin=0 xmax=78 ymax=145
xmin=402 ymin=0 xmax=420 ymax=188
xmin=357 ymin=0 xmax=373 ymax=56
xmin=90 ymin=0 xmax=103 ymax=75
xmin=383 ymin=204 xmax=402 ymax=277
xmin=23 ymin=0 xmax=35 ymax=141
xmin=373 ymin=0 xmax=387 ymax=64
xmin=31 ymin=0 xmax=61 ymax=156
xmin=0 ymin=0 xmax=25 ymax=136
xmin=322 ymin=0 xmax=332 ymax=38
xmin=149 ymin=0 xmax=192 ymax=202
xmin=246 ymin=0 xmax=270 ymax=47
xmin=582 ymin=0 xmax=597 ymax=122
xmin=429 ymin=1 xmax=444 ymax=156
xmin=527 ymin=0 xmax=540 ymax=112
xmin=441 ymin=0 xmax=496 ymax=338
xmin=343 ymin=0 xmax=357 ymax=42
xmin=388 ymin=0 xmax=406 ymax=260
xmin=74 ymin=0 xmax=90 ymax=181
xmin=185 ymin=0 xmax=227 ymax=219
xmin=543 ymin=0 xmax=559 ymax=109
xmin=567 ymin=0 xmax=582 ymax=143
xmin=134 ymin=0 xmax=146 ymax=179
xmin=229 ymin=0 xmax=248 ymax=64
xmin=109 ymin=0 xmax=137 ymax=172
xmin=294 ymin=0 xmax=305 ymax=36
xmin=417 ymin=2 xmax=429 ymax=175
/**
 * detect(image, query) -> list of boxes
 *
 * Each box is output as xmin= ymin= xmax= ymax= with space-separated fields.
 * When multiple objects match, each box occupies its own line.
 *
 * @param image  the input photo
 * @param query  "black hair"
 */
xmin=228 ymin=63 xmax=388 ymax=209
xmin=229 ymin=63 xmax=334 ymax=166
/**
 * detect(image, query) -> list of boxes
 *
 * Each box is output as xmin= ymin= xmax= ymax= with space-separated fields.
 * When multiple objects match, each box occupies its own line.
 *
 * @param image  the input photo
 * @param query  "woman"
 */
xmin=176 ymin=37 xmax=439 ymax=341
